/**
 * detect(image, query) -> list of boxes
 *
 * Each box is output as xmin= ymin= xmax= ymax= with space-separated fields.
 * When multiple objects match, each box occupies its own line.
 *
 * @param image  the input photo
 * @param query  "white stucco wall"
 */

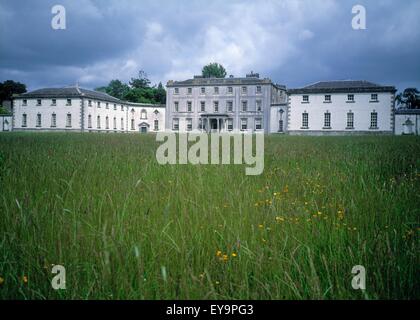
xmin=288 ymin=92 xmax=394 ymax=134
xmin=13 ymin=98 xmax=82 ymax=131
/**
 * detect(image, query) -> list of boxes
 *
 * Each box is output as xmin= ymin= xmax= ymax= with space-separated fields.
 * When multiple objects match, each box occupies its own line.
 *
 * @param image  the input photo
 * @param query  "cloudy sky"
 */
xmin=0 ymin=0 xmax=419 ymax=92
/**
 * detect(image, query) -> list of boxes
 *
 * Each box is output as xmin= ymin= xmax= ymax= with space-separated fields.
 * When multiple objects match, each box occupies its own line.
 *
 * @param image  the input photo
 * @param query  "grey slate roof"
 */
xmin=288 ymin=80 xmax=396 ymax=94
xmin=15 ymin=86 xmax=123 ymax=103
xmin=167 ymin=76 xmax=280 ymax=87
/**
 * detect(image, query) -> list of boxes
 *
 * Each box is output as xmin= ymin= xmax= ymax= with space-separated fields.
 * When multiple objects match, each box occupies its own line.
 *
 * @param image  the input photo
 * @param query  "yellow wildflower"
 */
xmin=216 ymin=250 xmax=222 ymax=257
xmin=231 ymin=252 xmax=237 ymax=257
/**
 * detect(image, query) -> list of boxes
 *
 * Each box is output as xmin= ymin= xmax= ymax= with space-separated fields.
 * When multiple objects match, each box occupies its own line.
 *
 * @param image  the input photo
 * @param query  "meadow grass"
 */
xmin=0 ymin=132 xmax=419 ymax=300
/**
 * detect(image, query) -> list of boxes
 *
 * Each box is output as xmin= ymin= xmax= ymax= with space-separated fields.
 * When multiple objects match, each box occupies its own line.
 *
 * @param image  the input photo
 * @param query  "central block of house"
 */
xmin=165 ymin=72 xmax=288 ymax=134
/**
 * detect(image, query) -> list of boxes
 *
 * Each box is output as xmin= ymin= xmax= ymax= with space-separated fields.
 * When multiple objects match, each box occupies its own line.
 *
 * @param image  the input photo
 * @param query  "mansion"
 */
xmin=6 ymin=72 xmax=418 ymax=135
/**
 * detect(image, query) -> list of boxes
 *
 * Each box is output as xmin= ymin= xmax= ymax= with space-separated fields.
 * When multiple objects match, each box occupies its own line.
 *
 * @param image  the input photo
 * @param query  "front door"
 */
xmin=210 ymin=119 xmax=218 ymax=131
xmin=140 ymin=126 xmax=148 ymax=133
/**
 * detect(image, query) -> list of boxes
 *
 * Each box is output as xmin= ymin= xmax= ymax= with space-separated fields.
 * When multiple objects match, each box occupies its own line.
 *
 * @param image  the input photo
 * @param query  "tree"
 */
xmin=202 ymin=63 xmax=227 ymax=78
xmin=154 ymin=82 xmax=166 ymax=104
xmin=0 ymin=106 xmax=10 ymax=114
xmin=129 ymin=70 xmax=151 ymax=89
xmin=0 ymin=80 xmax=27 ymax=103
xmin=96 ymin=79 xmax=129 ymax=100
xmin=396 ymin=88 xmax=420 ymax=109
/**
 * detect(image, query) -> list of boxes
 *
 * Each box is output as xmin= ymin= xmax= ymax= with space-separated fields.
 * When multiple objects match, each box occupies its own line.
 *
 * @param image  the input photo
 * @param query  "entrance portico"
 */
xmin=200 ymin=114 xmax=229 ymax=133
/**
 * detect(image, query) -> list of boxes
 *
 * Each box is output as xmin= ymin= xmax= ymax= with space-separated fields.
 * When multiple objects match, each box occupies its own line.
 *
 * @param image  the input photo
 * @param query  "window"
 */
xmin=97 ymin=116 xmax=101 ymax=129
xmin=174 ymin=101 xmax=179 ymax=112
xmin=172 ymin=118 xmax=179 ymax=131
xmin=186 ymin=118 xmax=192 ymax=131
xmin=36 ymin=113 xmax=42 ymax=127
xmin=141 ymin=109 xmax=147 ymax=119
xmin=131 ymin=118 xmax=135 ymax=130
xmin=121 ymin=105 xmax=124 ymax=111
xmin=347 ymin=94 xmax=354 ymax=102
xmin=256 ymin=100 xmax=262 ymax=112
xmin=51 ymin=113 xmax=56 ymax=127
xmin=214 ymin=101 xmax=219 ymax=113
xmin=302 ymin=95 xmax=309 ymax=103
xmin=324 ymin=95 xmax=331 ymax=103
xmin=228 ymin=87 xmax=233 ymax=94
xmin=227 ymin=119 xmax=233 ymax=131
xmin=187 ymin=101 xmax=192 ymax=113
xmin=241 ymin=86 xmax=247 ymax=94
xmin=371 ymin=94 xmax=378 ymax=102
xmin=37 ymin=99 xmax=42 ymax=106
xmin=198 ymin=118 xmax=203 ymax=130
xmin=227 ymin=101 xmax=233 ymax=112
xmin=51 ymin=99 xmax=57 ymax=106
xmin=187 ymin=88 xmax=192 ymax=95
xmin=22 ymin=114 xmax=27 ymax=127
xmin=347 ymin=111 xmax=354 ymax=129
xmin=241 ymin=118 xmax=248 ymax=131
xmin=105 ymin=116 xmax=109 ymax=129
xmin=66 ymin=114 xmax=72 ymax=127
xmin=324 ymin=112 xmax=331 ymax=128
xmin=256 ymin=86 xmax=262 ymax=94
xmin=174 ymin=88 xmax=179 ymax=95
xmin=201 ymin=87 xmax=206 ymax=94
xmin=88 ymin=115 xmax=92 ymax=128
xmin=113 ymin=117 xmax=117 ymax=129
xmin=154 ymin=120 xmax=159 ymax=131
xmin=241 ymin=101 xmax=248 ymax=112
xmin=66 ymin=99 xmax=72 ymax=106
xmin=22 ymin=99 xmax=27 ymax=106
xmin=370 ymin=111 xmax=378 ymax=129
xmin=98 ymin=101 xmax=101 ymax=108
xmin=302 ymin=112 xmax=309 ymax=128
xmin=114 ymin=104 xmax=117 ymax=110
xmin=214 ymin=87 xmax=219 ymax=95
xmin=88 ymin=100 xmax=92 ymax=107
xmin=121 ymin=118 xmax=124 ymax=130
xmin=200 ymin=101 xmax=205 ymax=112
xmin=279 ymin=120 xmax=284 ymax=132
xmin=255 ymin=118 xmax=263 ymax=130
xmin=106 ymin=103 xmax=109 ymax=109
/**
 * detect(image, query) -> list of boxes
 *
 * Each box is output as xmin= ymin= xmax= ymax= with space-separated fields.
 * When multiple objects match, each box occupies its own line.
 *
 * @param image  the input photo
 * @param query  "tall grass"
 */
xmin=0 ymin=132 xmax=418 ymax=299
